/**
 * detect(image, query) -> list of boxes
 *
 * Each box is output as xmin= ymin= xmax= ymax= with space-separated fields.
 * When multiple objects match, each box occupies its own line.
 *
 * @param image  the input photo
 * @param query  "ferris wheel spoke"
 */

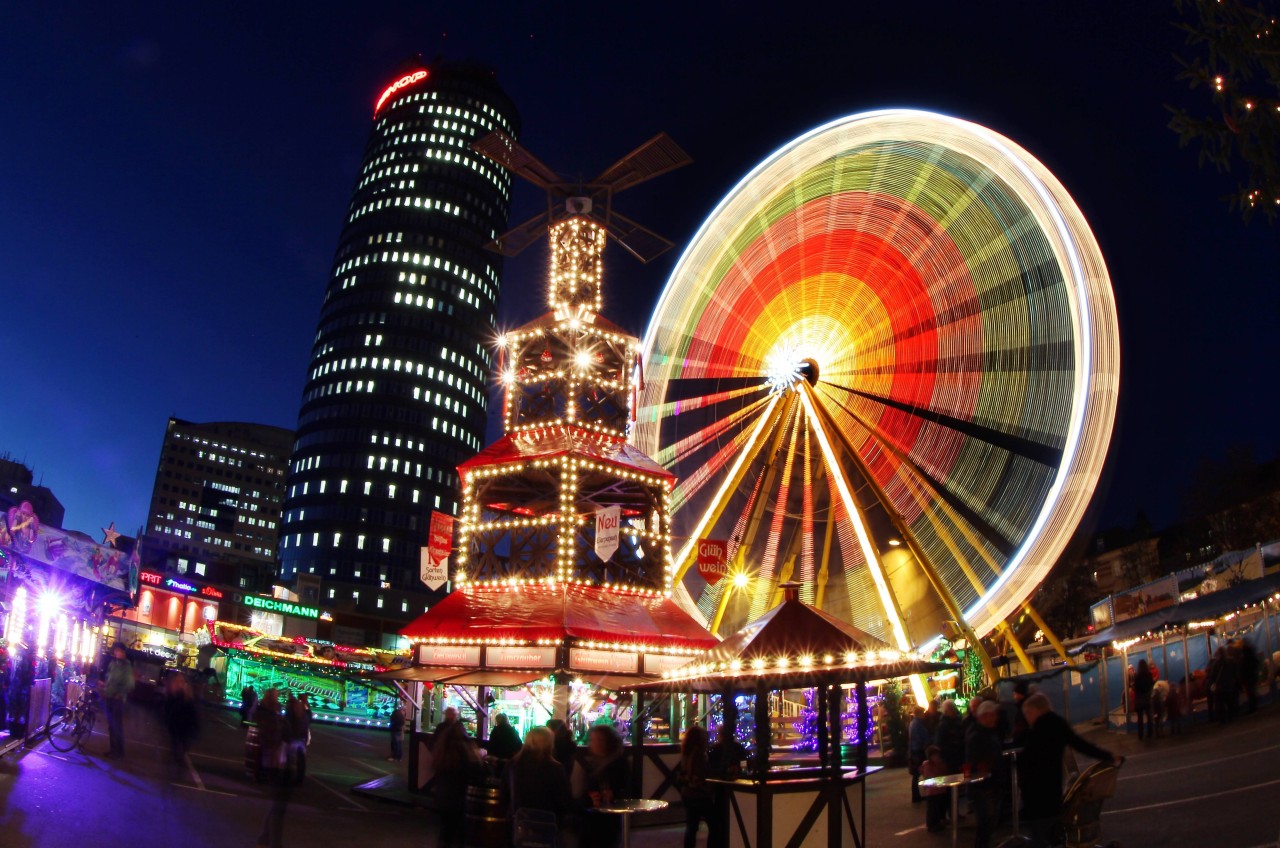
xmin=820 ymin=389 xmax=1020 ymax=559
xmin=653 ymin=375 xmax=768 ymax=405
xmin=822 ymin=380 xmax=1064 ymax=468
xmin=749 ymin=403 xmax=802 ymax=618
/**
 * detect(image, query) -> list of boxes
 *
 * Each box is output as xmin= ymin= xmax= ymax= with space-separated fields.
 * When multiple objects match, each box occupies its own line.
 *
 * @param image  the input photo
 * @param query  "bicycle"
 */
xmin=46 ymin=689 xmax=99 ymax=752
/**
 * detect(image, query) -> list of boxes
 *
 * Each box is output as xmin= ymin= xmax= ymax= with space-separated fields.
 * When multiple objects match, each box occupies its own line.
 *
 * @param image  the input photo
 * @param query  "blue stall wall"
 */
xmin=993 ymin=608 xmax=1280 ymax=729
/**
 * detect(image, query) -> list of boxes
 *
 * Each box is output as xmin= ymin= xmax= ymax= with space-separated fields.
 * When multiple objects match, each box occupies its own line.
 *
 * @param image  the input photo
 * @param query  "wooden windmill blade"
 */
xmin=605 ymin=210 xmax=677 ymax=264
xmin=489 ymin=210 xmax=553 ymax=257
xmin=473 ymin=131 xmax=565 ymax=190
xmin=591 ymin=132 xmax=692 ymax=194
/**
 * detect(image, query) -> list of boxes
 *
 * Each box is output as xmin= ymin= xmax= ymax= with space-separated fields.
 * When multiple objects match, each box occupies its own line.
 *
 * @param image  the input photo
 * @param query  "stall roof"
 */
xmin=1081 ymin=572 xmax=1280 ymax=648
xmin=625 ymin=585 xmax=955 ymax=693
xmin=399 ymin=583 xmax=718 ymax=651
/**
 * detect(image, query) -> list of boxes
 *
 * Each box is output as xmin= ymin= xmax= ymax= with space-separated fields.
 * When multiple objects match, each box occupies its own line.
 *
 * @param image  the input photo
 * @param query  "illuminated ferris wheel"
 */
xmin=635 ymin=110 xmax=1119 ymax=662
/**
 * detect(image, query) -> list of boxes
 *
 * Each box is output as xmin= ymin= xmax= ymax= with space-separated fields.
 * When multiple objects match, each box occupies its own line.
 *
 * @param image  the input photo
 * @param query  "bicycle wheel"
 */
xmin=75 ymin=709 xmax=97 ymax=748
xmin=46 ymin=707 xmax=78 ymax=752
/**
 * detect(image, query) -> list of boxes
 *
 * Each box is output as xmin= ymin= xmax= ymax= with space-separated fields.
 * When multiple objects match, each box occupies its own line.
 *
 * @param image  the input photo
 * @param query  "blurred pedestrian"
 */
xmin=388 ymin=703 xmax=406 ymax=763
xmin=919 ymin=745 xmax=949 ymax=832
xmin=506 ymin=725 xmax=572 ymax=834
xmin=1239 ymin=639 xmax=1260 ymax=714
xmin=254 ymin=688 xmax=285 ymax=782
xmin=163 ymin=673 xmax=199 ymax=764
xmin=240 ymin=683 xmax=258 ymax=725
xmin=579 ymin=724 xmax=629 ymax=847
xmin=1020 ymin=693 xmax=1122 ymax=848
xmin=908 ymin=706 xmax=929 ymax=802
xmin=283 ymin=692 xmax=311 ymax=784
xmin=101 ymin=643 xmax=134 ymax=759
xmin=965 ymin=700 xmax=1005 ymax=848
xmin=676 ymin=725 xmax=719 ymax=848
xmin=433 ymin=720 xmax=481 ymax=848
xmin=486 ymin=712 xmax=523 ymax=762
xmin=935 ymin=699 xmax=964 ymax=774
xmin=1132 ymin=659 xmax=1155 ymax=739
xmin=547 ymin=718 xmax=577 ymax=779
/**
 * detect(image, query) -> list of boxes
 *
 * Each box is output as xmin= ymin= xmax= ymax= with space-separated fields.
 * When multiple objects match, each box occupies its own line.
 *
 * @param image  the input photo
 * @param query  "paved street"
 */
xmin=2 ymin=698 xmax=1279 ymax=847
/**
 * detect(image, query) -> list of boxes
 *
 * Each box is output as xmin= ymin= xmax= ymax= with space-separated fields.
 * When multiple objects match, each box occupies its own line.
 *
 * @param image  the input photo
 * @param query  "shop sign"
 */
xmin=595 ymin=506 xmax=620 ymax=562
xmin=695 ymin=539 xmax=729 ymax=585
xmin=140 ymin=570 xmax=223 ymax=599
xmin=418 ymin=644 xmax=481 ymax=666
xmin=421 ymin=511 xmax=453 ymax=590
xmin=643 ymin=653 xmax=697 ymax=675
xmin=240 ymin=594 xmax=320 ymax=619
xmin=570 ymin=648 xmax=638 ymax=674
xmin=486 ymin=646 xmax=556 ymax=669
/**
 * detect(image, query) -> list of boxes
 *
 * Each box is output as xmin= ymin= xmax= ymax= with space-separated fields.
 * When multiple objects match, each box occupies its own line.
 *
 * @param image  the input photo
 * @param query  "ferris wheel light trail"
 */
xmin=642 ymin=108 xmax=1119 ymax=654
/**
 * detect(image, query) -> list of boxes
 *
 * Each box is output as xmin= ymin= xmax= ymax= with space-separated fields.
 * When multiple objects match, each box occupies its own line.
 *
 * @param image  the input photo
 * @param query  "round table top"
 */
xmin=919 ymin=773 xmax=986 ymax=789
xmin=590 ymin=798 xmax=669 ymax=814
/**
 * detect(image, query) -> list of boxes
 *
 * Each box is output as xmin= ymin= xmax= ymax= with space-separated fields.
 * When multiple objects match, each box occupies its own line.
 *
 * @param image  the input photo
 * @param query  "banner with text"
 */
xmin=696 ymin=539 xmax=729 ymax=585
xmin=421 ymin=511 xmax=454 ymax=590
xmin=595 ymin=506 xmax=620 ymax=562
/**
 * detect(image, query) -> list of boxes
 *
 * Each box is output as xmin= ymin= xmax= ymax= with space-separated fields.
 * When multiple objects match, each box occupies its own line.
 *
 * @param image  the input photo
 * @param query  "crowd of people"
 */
xmin=421 ymin=707 xmax=744 ymax=848
xmin=908 ymin=685 xmax=1123 ymax=848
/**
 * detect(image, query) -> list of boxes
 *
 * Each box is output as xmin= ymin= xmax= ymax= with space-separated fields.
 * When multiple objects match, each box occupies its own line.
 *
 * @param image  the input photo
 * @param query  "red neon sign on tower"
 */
xmin=375 ymin=70 xmax=428 ymax=114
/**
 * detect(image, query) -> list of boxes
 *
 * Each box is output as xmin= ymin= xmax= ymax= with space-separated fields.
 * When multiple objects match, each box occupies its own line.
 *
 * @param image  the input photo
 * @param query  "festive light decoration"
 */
xmin=637 ymin=109 xmax=1120 ymax=654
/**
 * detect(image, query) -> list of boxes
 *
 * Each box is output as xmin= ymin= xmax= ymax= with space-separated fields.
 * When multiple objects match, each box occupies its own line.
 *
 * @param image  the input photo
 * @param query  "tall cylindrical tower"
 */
xmin=280 ymin=59 xmax=519 ymax=623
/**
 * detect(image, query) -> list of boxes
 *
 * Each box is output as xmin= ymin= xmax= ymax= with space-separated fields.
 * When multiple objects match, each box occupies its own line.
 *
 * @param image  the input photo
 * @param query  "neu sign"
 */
xmin=696 ymin=539 xmax=729 ymax=585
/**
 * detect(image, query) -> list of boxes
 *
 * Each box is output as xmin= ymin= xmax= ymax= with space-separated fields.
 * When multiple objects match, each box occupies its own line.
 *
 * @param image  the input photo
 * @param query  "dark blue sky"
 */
xmin=1 ymin=3 xmax=1274 ymax=540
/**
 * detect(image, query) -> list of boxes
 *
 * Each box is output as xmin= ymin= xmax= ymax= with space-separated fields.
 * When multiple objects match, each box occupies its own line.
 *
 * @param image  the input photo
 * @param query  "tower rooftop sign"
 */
xmin=374 ymin=69 xmax=428 ymax=114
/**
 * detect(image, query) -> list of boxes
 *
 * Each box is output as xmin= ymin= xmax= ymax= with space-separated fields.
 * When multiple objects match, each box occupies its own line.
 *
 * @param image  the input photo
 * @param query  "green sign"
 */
xmin=241 ymin=594 xmax=320 ymax=619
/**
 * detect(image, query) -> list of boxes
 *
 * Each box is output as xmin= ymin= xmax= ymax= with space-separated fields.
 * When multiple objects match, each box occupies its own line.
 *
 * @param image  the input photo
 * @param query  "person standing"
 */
xmin=432 ymin=720 xmax=480 ymax=848
xmin=579 ymin=724 xmax=630 ymax=848
xmin=908 ymin=706 xmax=930 ymax=803
xmin=240 ymin=683 xmax=258 ymax=725
xmin=935 ymin=699 xmax=964 ymax=774
xmin=101 ymin=643 xmax=134 ymax=759
xmin=486 ymin=712 xmax=523 ymax=763
xmin=1020 ymin=693 xmax=1122 ymax=848
xmin=254 ymin=689 xmax=285 ymax=783
xmin=1132 ymin=659 xmax=1155 ymax=740
xmin=965 ymin=700 xmax=1005 ymax=848
xmin=548 ymin=718 xmax=577 ymax=779
xmin=676 ymin=725 xmax=720 ymax=848
xmin=388 ymin=703 xmax=406 ymax=763
xmin=506 ymin=725 xmax=572 ymax=834
xmin=283 ymin=693 xmax=311 ymax=784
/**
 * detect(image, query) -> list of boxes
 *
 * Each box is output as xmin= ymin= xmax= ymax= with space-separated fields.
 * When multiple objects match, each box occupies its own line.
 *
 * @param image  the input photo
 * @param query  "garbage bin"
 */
xmin=464 ymin=780 xmax=509 ymax=848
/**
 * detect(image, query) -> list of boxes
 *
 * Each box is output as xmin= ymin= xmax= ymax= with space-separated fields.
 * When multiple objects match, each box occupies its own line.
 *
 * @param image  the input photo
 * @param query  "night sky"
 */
xmin=2 ymin=3 xmax=1275 ymax=543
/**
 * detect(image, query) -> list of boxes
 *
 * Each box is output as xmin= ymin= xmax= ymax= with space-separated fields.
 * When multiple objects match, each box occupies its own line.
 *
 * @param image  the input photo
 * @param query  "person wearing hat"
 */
xmin=101 ymin=643 xmax=135 ymax=758
xmin=965 ymin=699 xmax=1006 ymax=848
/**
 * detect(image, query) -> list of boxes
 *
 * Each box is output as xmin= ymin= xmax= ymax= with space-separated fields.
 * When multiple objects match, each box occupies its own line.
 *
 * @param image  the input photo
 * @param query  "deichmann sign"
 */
xmin=239 ymin=594 xmax=320 ymax=620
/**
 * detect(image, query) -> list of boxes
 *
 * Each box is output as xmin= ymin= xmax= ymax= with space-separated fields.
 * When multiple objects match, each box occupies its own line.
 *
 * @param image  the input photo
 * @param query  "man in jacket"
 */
xmin=1020 ymin=693 xmax=1122 ymax=847
xmin=101 ymin=643 xmax=135 ymax=758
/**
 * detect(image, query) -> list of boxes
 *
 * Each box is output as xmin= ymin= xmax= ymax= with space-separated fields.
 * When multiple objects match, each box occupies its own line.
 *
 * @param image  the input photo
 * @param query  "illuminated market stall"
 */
xmin=205 ymin=620 xmax=409 ymax=726
xmin=0 ymin=503 xmax=133 ymax=750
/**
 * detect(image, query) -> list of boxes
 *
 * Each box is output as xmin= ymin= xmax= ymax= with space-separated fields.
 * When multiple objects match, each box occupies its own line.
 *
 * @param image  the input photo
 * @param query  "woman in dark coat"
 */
xmin=486 ymin=712 xmax=523 ymax=761
xmin=579 ymin=724 xmax=630 ymax=847
xmin=507 ymin=726 xmax=572 ymax=827
xmin=1132 ymin=659 xmax=1155 ymax=739
xmin=433 ymin=720 xmax=480 ymax=847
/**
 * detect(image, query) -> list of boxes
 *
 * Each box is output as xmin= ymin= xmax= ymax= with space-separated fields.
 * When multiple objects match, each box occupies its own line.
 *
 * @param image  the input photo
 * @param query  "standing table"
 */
xmin=587 ymin=798 xmax=668 ymax=848
xmin=919 ymin=773 xmax=987 ymax=848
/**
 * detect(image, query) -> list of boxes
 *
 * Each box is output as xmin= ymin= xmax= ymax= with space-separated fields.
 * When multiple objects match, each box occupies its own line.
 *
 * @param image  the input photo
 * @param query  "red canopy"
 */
xmin=458 ymin=426 xmax=673 ymax=481
xmin=400 ymin=583 xmax=717 ymax=651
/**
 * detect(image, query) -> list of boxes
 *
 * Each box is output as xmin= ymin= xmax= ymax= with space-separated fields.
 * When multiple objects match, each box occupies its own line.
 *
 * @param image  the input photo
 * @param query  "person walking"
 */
xmin=1132 ymin=659 xmax=1155 ymax=740
xmin=163 ymin=673 xmax=199 ymax=765
xmin=388 ymin=703 xmax=406 ymax=763
xmin=1020 ymin=693 xmax=1122 ymax=848
xmin=506 ymin=725 xmax=572 ymax=837
xmin=676 ymin=725 xmax=720 ymax=848
xmin=101 ymin=643 xmax=134 ymax=759
xmin=254 ymin=688 xmax=285 ymax=783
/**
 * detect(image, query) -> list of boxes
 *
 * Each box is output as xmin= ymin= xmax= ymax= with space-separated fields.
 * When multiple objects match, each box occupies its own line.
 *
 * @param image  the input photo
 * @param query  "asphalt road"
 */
xmin=2 ymin=698 xmax=1277 ymax=847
